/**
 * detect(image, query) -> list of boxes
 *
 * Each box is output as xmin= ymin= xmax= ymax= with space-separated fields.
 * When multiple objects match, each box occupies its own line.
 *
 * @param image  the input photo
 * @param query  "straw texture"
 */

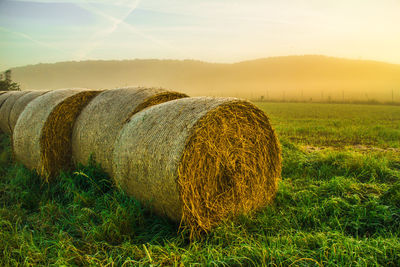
xmin=112 ymin=97 xmax=281 ymax=236
xmin=72 ymin=87 xmax=187 ymax=174
xmin=0 ymin=92 xmax=12 ymax=111
xmin=9 ymin=91 xmax=48 ymax=133
xmin=0 ymin=92 xmax=12 ymax=133
xmin=13 ymin=89 xmax=101 ymax=179
xmin=0 ymin=91 xmax=29 ymax=134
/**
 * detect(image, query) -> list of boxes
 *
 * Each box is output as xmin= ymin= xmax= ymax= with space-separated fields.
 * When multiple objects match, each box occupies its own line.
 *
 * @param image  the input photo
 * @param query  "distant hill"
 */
xmin=10 ymin=55 xmax=400 ymax=102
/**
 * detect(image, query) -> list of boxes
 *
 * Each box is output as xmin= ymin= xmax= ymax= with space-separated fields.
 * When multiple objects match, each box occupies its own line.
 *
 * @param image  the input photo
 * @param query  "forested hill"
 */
xmin=11 ymin=55 xmax=400 ymax=102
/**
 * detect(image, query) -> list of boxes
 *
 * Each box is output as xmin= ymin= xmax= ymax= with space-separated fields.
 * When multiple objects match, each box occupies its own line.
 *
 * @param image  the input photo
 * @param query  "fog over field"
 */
xmin=11 ymin=55 xmax=400 ymax=102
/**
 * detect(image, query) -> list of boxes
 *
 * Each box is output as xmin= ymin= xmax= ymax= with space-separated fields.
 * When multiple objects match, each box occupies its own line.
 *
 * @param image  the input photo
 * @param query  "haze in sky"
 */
xmin=1 ymin=0 xmax=400 ymax=70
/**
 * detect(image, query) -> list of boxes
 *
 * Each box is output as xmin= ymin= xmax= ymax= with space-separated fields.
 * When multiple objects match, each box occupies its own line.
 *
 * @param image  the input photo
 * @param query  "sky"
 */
xmin=0 ymin=0 xmax=400 ymax=70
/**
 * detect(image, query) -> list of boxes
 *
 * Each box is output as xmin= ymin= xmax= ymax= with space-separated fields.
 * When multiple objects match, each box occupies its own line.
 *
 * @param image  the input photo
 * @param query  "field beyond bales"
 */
xmin=1 ymin=103 xmax=400 ymax=266
xmin=258 ymin=102 xmax=400 ymax=148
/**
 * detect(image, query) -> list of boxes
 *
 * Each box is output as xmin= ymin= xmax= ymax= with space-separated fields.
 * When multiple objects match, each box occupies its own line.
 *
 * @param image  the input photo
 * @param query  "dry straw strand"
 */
xmin=13 ymin=89 xmax=101 ymax=180
xmin=0 ymin=91 xmax=29 ymax=134
xmin=112 ymin=97 xmax=281 ymax=237
xmin=72 ymin=87 xmax=187 ymax=174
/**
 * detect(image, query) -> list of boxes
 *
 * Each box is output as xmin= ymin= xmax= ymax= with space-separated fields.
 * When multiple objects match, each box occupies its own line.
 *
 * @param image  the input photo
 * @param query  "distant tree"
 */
xmin=4 ymin=70 xmax=11 ymax=83
xmin=0 ymin=69 xmax=20 ymax=91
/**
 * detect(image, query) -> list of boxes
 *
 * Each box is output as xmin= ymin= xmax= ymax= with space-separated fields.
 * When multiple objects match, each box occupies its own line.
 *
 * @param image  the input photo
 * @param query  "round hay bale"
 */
xmin=112 ymin=97 xmax=282 ymax=236
xmin=9 ymin=91 xmax=49 ymax=133
xmin=0 ymin=91 xmax=30 ymax=134
xmin=72 ymin=87 xmax=188 ymax=174
xmin=13 ymin=88 xmax=101 ymax=179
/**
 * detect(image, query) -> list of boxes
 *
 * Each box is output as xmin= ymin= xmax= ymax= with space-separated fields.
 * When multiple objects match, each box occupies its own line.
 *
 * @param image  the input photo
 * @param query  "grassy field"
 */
xmin=257 ymin=102 xmax=400 ymax=148
xmin=1 ymin=102 xmax=399 ymax=266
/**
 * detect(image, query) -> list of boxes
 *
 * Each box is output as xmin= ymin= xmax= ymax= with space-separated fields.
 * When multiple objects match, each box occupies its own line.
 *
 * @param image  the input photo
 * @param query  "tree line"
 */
xmin=0 ymin=70 xmax=20 ymax=91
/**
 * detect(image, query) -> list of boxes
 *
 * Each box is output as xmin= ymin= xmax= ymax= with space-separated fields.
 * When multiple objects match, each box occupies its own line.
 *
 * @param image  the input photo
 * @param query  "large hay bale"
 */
xmin=9 ymin=91 xmax=49 ymax=133
xmin=13 ymin=89 xmax=101 ymax=179
xmin=0 ymin=91 xmax=30 ymax=134
xmin=112 ymin=97 xmax=282 ymax=236
xmin=72 ymin=87 xmax=188 ymax=174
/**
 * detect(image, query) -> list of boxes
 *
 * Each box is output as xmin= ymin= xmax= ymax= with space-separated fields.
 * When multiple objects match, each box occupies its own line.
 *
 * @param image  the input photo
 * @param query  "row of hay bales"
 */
xmin=0 ymin=88 xmax=282 ymax=236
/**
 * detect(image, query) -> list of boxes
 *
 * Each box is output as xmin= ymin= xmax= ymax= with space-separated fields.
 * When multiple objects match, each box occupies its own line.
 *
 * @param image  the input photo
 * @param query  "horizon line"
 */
xmin=4 ymin=54 xmax=400 ymax=72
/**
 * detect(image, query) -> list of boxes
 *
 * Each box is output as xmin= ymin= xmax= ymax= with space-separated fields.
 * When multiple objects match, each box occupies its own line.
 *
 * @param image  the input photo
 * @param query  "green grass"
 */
xmin=1 ymin=102 xmax=400 ymax=266
xmin=256 ymin=102 xmax=400 ymax=148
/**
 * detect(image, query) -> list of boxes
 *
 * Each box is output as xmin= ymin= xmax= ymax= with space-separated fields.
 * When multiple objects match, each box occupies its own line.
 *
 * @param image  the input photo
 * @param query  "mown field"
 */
xmin=1 ymin=102 xmax=399 ymax=266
